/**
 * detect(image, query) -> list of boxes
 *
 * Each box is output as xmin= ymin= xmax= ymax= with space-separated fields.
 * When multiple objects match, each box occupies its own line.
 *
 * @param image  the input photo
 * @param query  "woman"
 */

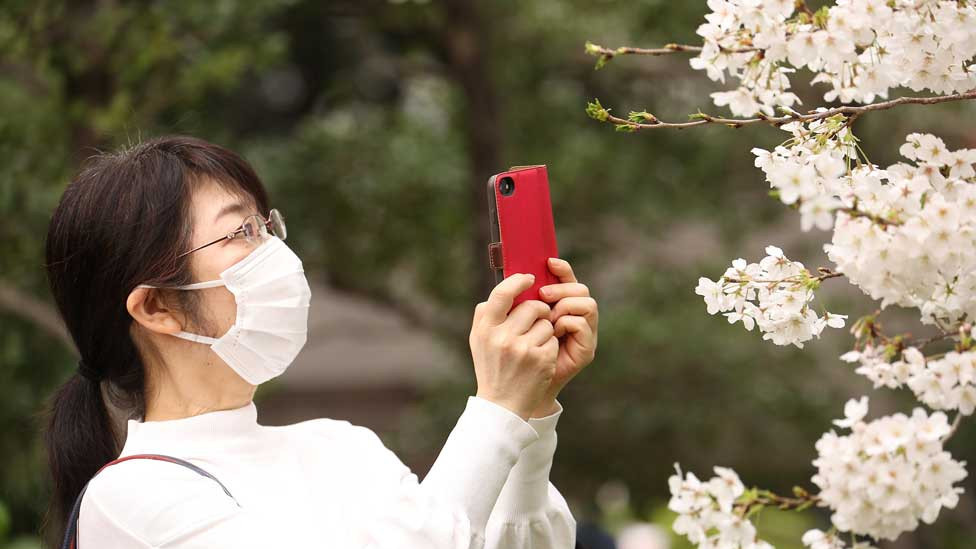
xmin=41 ymin=136 xmax=599 ymax=548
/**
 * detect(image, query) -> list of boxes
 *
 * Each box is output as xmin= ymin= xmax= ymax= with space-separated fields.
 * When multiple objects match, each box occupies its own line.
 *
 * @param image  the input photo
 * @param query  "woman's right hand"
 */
xmin=469 ymin=273 xmax=559 ymax=421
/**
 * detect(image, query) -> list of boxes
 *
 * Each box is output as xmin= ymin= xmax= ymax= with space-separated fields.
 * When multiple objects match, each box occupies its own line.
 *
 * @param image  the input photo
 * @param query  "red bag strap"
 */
xmin=60 ymin=454 xmax=240 ymax=549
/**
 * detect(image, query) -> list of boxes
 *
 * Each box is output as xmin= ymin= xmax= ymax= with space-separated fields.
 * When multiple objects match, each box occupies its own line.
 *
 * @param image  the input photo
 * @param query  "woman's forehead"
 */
xmin=192 ymin=179 xmax=257 ymax=225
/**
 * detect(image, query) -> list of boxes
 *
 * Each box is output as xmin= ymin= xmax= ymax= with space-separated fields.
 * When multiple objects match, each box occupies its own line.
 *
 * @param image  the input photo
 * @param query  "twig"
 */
xmin=796 ymin=0 xmax=815 ymax=17
xmin=835 ymin=207 xmax=902 ymax=228
xmin=903 ymin=331 xmax=956 ymax=350
xmin=944 ymin=413 xmax=963 ymax=442
xmin=814 ymin=268 xmax=845 ymax=283
xmin=589 ymin=89 xmax=976 ymax=131
xmin=724 ymin=268 xmax=844 ymax=285
xmin=586 ymin=42 xmax=758 ymax=58
xmin=737 ymin=490 xmax=820 ymax=517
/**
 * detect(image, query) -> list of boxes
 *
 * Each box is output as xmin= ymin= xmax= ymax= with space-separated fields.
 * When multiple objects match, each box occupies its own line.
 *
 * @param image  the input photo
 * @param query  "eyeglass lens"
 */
xmin=239 ymin=209 xmax=286 ymax=243
xmin=269 ymin=209 xmax=286 ymax=241
xmin=242 ymin=216 xmax=266 ymax=241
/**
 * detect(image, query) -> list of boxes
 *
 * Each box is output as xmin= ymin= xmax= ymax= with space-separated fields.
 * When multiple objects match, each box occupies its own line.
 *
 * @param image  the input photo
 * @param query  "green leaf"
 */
xmin=628 ymin=110 xmax=657 ymax=124
xmin=796 ymin=500 xmax=814 ymax=512
xmin=586 ymin=99 xmax=610 ymax=122
xmin=746 ymin=503 xmax=764 ymax=519
xmin=883 ymin=343 xmax=898 ymax=361
xmin=813 ymin=6 xmax=830 ymax=28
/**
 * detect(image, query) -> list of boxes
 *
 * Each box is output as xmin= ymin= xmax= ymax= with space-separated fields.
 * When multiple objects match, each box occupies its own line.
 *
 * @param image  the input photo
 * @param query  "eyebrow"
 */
xmin=213 ymin=202 xmax=248 ymax=223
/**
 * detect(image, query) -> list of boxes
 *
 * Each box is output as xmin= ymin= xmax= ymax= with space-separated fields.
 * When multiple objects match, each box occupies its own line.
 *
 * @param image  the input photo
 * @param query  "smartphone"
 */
xmin=486 ymin=164 xmax=560 ymax=310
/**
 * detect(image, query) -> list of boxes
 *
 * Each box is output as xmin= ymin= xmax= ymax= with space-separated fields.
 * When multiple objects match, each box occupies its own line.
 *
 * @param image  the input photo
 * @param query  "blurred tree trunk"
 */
xmin=0 ymin=281 xmax=75 ymax=353
xmin=442 ymin=0 xmax=502 ymax=303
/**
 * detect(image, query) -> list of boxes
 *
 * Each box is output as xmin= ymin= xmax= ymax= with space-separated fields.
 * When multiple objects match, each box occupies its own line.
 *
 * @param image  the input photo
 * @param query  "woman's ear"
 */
xmin=126 ymin=287 xmax=184 ymax=336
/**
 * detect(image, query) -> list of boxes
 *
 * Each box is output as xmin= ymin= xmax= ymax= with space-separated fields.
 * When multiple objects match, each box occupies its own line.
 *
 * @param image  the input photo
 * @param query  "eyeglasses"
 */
xmin=178 ymin=208 xmax=287 ymax=259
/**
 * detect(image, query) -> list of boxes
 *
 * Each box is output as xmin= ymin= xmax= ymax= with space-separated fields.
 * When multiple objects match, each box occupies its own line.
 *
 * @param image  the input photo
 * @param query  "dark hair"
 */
xmin=40 ymin=135 xmax=270 ymax=546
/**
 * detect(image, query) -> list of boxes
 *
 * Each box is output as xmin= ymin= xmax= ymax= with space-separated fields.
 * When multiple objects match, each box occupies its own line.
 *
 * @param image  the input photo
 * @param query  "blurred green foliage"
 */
xmin=1 ymin=0 xmax=974 ymax=547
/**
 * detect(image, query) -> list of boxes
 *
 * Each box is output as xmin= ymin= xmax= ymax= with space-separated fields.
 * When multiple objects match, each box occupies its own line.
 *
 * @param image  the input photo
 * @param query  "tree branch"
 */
xmin=724 ymin=267 xmax=844 ymax=286
xmin=737 ymin=488 xmax=820 ymax=517
xmin=584 ymin=41 xmax=757 ymax=65
xmin=903 ymin=331 xmax=956 ymax=350
xmin=587 ymin=89 xmax=976 ymax=131
xmin=836 ymin=207 xmax=902 ymax=228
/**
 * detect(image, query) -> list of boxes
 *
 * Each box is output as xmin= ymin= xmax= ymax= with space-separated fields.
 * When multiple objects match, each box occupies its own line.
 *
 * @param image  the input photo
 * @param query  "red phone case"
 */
xmin=487 ymin=165 xmax=560 ymax=310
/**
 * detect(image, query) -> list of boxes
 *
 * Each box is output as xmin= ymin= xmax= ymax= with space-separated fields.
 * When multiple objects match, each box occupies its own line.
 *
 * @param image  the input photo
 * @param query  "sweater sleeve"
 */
xmin=484 ymin=398 xmax=577 ymax=548
xmin=337 ymin=395 xmax=582 ymax=549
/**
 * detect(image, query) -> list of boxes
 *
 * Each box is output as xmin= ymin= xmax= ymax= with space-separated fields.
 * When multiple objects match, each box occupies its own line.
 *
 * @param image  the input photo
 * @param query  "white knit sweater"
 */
xmin=77 ymin=396 xmax=575 ymax=548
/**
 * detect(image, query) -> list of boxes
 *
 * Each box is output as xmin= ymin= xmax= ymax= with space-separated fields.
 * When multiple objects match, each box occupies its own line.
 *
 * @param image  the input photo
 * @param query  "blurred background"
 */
xmin=1 ymin=1 xmax=974 ymax=548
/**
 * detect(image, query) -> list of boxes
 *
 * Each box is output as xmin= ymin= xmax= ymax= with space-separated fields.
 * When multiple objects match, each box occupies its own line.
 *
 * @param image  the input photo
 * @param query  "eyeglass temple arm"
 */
xmin=174 ymin=214 xmax=273 ymax=259
xmin=176 ymin=230 xmax=241 ymax=259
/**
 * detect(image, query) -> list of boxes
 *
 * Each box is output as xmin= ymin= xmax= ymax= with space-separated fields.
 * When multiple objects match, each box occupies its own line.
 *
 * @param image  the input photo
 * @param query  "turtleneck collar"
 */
xmin=119 ymin=400 xmax=260 ymax=456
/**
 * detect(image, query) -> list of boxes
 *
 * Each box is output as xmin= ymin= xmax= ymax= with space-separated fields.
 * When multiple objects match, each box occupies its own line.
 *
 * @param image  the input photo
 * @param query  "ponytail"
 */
xmin=41 ymin=374 xmax=117 ymax=547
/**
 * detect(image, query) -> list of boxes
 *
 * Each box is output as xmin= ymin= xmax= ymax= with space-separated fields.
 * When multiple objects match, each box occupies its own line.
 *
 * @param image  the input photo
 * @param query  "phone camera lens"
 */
xmin=499 ymin=177 xmax=515 ymax=196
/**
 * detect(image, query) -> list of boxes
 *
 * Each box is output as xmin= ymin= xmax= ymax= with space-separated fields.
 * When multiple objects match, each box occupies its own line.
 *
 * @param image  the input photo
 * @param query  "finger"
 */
xmin=541 ymin=334 xmax=559 ymax=357
xmin=530 ymin=335 xmax=560 ymax=363
xmin=473 ymin=301 xmax=487 ymax=326
xmin=501 ymin=299 xmax=552 ymax=335
xmin=546 ymin=257 xmax=578 ymax=283
xmin=548 ymin=296 xmax=598 ymax=333
xmin=539 ymin=282 xmax=590 ymax=302
xmin=482 ymin=273 xmax=536 ymax=325
xmin=553 ymin=314 xmax=592 ymax=344
xmin=522 ymin=317 xmax=555 ymax=347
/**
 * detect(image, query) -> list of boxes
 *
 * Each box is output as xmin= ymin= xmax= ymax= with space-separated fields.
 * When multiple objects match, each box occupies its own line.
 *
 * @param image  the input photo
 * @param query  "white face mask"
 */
xmin=139 ymin=236 xmax=312 ymax=385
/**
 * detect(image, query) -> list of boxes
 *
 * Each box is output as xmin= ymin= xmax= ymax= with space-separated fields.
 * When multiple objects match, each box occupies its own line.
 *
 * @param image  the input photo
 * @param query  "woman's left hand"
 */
xmin=531 ymin=257 xmax=598 ymax=416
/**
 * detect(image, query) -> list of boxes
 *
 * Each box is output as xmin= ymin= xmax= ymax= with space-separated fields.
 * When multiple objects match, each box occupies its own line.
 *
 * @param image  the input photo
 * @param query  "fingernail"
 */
xmin=526 ymin=273 xmax=535 ymax=281
xmin=540 ymin=288 xmax=551 ymax=296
